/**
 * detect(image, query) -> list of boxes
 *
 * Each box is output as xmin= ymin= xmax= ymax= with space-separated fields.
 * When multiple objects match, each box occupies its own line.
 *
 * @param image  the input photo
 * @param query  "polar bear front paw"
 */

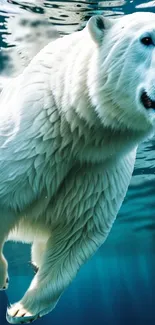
xmin=6 ymin=302 xmax=40 ymax=324
xmin=6 ymin=284 xmax=50 ymax=325
xmin=0 ymin=255 xmax=9 ymax=290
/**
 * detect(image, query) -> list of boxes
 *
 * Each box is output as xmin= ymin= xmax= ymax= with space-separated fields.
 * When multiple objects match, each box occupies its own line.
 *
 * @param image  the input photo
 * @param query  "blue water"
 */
xmin=1 ymin=0 xmax=155 ymax=324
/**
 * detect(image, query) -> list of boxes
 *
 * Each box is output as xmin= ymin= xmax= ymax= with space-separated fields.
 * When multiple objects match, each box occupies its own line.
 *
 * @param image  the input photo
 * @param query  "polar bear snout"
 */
xmin=141 ymin=90 xmax=155 ymax=110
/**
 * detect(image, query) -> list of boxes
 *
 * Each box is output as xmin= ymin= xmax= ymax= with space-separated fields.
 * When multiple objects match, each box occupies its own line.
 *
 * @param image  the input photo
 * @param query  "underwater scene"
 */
xmin=1 ymin=0 xmax=155 ymax=324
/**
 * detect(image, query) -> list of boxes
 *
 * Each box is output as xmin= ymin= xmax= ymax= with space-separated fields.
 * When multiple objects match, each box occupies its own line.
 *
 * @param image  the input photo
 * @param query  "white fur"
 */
xmin=0 ymin=12 xmax=154 ymax=324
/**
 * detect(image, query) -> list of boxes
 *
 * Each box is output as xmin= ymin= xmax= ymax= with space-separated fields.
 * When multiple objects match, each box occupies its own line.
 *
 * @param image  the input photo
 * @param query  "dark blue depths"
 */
xmin=1 ymin=1 xmax=155 ymax=325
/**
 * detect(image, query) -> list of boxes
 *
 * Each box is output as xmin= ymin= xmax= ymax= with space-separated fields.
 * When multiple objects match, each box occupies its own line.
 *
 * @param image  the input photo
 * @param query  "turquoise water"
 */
xmin=1 ymin=1 xmax=155 ymax=324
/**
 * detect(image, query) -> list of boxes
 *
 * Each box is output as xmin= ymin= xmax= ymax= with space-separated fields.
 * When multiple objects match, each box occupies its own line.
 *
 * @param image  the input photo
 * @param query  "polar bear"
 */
xmin=0 ymin=11 xmax=155 ymax=324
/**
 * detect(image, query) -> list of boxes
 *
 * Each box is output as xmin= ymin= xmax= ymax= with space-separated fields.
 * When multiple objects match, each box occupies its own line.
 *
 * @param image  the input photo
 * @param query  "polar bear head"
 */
xmin=87 ymin=12 xmax=155 ymax=138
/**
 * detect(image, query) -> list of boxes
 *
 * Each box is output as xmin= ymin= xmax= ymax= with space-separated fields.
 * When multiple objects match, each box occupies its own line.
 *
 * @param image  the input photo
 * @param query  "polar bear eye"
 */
xmin=141 ymin=36 xmax=153 ymax=46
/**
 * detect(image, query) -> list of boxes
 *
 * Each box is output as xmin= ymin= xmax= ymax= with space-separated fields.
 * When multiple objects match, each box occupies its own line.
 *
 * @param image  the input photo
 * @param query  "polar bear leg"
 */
xmin=31 ymin=241 xmax=47 ymax=271
xmin=0 ymin=211 xmax=17 ymax=291
xmin=6 ymin=155 xmax=133 ymax=324
xmin=0 ymin=242 xmax=9 ymax=291
xmin=6 ymin=224 xmax=106 ymax=324
xmin=6 ymin=166 xmax=110 ymax=323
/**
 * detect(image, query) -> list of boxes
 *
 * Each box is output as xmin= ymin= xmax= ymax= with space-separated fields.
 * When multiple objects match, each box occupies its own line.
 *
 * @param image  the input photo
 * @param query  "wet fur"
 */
xmin=0 ymin=12 xmax=154 ymax=323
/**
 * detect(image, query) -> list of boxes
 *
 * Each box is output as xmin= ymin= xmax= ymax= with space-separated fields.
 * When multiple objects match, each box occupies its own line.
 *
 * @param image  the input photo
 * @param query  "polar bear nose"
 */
xmin=141 ymin=91 xmax=155 ymax=109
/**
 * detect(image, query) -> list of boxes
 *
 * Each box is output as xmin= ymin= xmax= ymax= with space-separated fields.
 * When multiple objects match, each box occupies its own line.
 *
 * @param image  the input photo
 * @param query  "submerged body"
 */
xmin=0 ymin=12 xmax=155 ymax=324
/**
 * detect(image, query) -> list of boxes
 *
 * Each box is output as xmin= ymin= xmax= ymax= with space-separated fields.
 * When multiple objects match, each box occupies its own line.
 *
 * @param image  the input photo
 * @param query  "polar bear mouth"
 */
xmin=141 ymin=91 xmax=155 ymax=109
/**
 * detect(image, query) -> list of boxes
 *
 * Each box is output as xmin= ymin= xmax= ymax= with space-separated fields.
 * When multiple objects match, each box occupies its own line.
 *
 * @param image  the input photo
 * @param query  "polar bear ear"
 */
xmin=87 ymin=15 xmax=113 ymax=45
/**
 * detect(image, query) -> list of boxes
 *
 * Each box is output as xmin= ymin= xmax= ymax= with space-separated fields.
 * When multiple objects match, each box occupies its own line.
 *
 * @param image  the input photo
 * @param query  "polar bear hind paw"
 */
xmin=0 ymin=257 xmax=9 ymax=290
xmin=1 ymin=276 xmax=9 ymax=290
